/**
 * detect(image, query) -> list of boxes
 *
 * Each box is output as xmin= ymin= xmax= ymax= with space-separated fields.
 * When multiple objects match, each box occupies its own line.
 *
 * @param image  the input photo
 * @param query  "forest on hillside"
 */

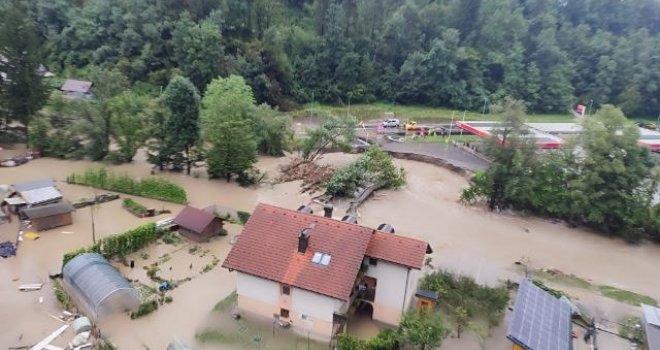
xmin=2 ymin=0 xmax=660 ymax=117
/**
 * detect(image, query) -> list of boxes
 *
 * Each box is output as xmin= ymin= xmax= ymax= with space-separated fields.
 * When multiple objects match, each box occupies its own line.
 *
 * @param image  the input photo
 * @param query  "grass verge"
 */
xmin=292 ymin=102 xmax=575 ymax=123
xmin=213 ymin=290 xmax=238 ymax=312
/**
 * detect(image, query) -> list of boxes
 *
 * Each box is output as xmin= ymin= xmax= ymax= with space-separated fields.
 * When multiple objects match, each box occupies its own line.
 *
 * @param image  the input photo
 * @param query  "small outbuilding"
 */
xmin=61 ymin=79 xmax=93 ymax=98
xmin=13 ymin=178 xmax=56 ymax=192
xmin=20 ymin=186 xmax=63 ymax=207
xmin=63 ymin=253 xmax=140 ymax=321
xmin=173 ymin=205 xmax=223 ymax=242
xmin=19 ymin=201 xmax=74 ymax=231
xmin=507 ymin=279 xmax=573 ymax=350
xmin=642 ymin=304 xmax=660 ymax=350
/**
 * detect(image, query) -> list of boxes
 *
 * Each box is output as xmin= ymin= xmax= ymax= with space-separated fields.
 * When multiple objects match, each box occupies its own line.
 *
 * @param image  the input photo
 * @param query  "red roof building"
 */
xmin=223 ymin=203 xmax=432 ymax=341
xmin=173 ymin=205 xmax=223 ymax=242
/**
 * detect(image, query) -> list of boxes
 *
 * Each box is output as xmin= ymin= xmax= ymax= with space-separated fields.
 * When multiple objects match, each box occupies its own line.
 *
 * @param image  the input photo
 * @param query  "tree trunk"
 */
xmin=226 ymin=173 xmax=231 ymax=182
xmin=185 ymin=145 xmax=191 ymax=175
xmin=24 ymin=119 xmax=30 ymax=148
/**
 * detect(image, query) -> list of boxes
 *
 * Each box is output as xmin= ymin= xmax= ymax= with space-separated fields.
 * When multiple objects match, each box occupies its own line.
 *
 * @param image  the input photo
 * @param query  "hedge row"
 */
xmin=67 ymin=168 xmax=187 ymax=204
xmin=62 ymin=222 xmax=161 ymax=267
xmin=123 ymin=198 xmax=148 ymax=217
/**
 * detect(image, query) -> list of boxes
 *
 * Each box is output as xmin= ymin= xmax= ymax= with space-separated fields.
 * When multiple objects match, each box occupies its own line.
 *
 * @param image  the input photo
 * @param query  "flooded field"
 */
xmin=1 ymin=144 xmax=658 ymax=349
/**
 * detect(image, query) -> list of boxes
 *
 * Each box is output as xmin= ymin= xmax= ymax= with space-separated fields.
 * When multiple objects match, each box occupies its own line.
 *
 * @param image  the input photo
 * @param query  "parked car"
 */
xmin=382 ymin=118 xmax=400 ymax=128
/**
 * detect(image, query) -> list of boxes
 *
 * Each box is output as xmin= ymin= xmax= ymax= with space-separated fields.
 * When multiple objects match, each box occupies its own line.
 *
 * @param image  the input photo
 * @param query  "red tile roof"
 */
xmin=366 ymin=232 xmax=430 ymax=269
xmin=173 ymin=206 xmax=217 ymax=234
xmin=223 ymin=203 xmax=374 ymax=301
xmin=223 ymin=203 xmax=432 ymax=301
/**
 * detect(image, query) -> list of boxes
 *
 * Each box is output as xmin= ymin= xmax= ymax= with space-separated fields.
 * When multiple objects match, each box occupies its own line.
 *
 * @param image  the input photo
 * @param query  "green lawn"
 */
xmin=290 ymin=102 xmax=576 ymax=123
xmin=407 ymin=134 xmax=483 ymax=143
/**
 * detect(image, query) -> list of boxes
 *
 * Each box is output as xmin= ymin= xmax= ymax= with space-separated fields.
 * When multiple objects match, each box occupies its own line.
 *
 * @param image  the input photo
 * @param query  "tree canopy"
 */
xmin=5 ymin=0 xmax=657 ymax=117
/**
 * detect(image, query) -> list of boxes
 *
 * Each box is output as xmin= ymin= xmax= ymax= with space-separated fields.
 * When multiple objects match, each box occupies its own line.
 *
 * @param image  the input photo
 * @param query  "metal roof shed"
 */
xmin=507 ymin=279 xmax=573 ymax=350
xmin=13 ymin=178 xmax=56 ymax=192
xmin=642 ymin=304 xmax=660 ymax=350
xmin=63 ymin=253 xmax=140 ymax=321
xmin=20 ymin=186 xmax=63 ymax=206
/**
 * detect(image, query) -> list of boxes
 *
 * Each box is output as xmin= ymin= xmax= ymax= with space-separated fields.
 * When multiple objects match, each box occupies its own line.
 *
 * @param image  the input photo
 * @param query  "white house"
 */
xmin=222 ymin=203 xmax=432 ymax=342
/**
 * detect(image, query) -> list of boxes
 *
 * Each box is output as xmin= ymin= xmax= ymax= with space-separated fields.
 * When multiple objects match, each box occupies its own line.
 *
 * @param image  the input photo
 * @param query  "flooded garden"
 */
xmin=1 ymin=144 xmax=659 ymax=349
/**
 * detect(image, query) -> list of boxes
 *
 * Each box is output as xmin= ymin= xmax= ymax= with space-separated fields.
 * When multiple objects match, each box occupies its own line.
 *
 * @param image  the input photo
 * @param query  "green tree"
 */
xmin=0 ymin=0 xmax=49 ymax=141
xmin=301 ymin=114 xmax=356 ymax=162
xmin=206 ymin=120 xmax=257 ymax=181
xmin=108 ymin=91 xmax=150 ymax=162
xmin=461 ymin=97 xmax=538 ymax=211
xmin=454 ymin=306 xmax=469 ymax=339
xmin=201 ymin=75 xmax=255 ymax=125
xmin=399 ymin=311 xmax=446 ymax=350
xmin=161 ymin=76 xmax=201 ymax=175
xmin=572 ymin=105 xmax=657 ymax=241
xmin=172 ymin=15 xmax=224 ymax=90
xmin=146 ymin=100 xmax=171 ymax=171
xmin=28 ymin=116 xmax=50 ymax=153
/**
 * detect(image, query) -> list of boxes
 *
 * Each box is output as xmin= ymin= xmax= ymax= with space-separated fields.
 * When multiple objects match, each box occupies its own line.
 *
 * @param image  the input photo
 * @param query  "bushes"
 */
xmin=122 ymin=198 xmax=148 ymax=217
xmin=130 ymin=300 xmax=158 ymax=319
xmin=325 ymin=146 xmax=406 ymax=197
xmin=419 ymin=270 xmax=510 ymax=327
xmin=62 ymin=222 xmax=161 ymax=267
xmin=67 ymin=168 xmax=187 ymax=203
xmin=237 ymin=211 xmax=251 ymax=225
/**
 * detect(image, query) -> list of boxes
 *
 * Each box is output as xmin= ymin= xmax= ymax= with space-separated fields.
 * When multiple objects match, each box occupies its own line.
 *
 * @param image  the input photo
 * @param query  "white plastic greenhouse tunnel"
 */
xmin=62 ymin=253 xmax=140 ymax=321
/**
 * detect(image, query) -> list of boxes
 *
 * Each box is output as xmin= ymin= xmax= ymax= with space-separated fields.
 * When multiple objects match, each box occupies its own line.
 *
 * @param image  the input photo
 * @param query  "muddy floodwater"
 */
xmin=1 ymin=145 xmax=659 ymax=349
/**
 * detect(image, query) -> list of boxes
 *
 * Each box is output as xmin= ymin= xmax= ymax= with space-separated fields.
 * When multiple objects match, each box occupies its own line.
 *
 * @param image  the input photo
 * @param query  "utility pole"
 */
xmin=482 ymin=97 xmax=488 ymax=116
xmin=587 ymin=99 xmax=594 ymax=117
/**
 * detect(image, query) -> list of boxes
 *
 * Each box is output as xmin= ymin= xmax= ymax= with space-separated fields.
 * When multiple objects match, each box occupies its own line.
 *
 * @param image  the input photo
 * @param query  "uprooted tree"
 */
xmin=301 ymin=114 xmax=357 ymax=162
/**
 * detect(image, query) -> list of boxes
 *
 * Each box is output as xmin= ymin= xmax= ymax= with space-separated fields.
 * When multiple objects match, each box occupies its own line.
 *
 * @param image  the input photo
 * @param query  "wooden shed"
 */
xmin=20 ymin=201 xmax=75 ymax=231
xmin=173 ymin=206 xmax=223 ymax=242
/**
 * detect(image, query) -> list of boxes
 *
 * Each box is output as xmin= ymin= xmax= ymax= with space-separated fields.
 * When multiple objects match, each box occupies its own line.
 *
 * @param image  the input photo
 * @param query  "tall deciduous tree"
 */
xmin=0 ymin=0 xmax=49 ymax=141
xmin=161 ymin=76 xmax=201 ymax=175
xmin=205 ymin=120 xmax=257 ymax=181
xmin=461 ymin=98 xmax=538 ymax=210
xmin=573 ymin=105 xmax=657 ymax=241
xmin=172 ymin=14 xmax=224 ymax=91
xmin=108 ymin=91 xmax=150 ymax=162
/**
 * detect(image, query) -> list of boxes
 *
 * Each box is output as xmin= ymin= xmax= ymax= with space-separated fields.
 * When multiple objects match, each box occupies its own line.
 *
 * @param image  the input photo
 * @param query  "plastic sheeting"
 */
xmin=63 ymin=253 xmax=139 ymax=321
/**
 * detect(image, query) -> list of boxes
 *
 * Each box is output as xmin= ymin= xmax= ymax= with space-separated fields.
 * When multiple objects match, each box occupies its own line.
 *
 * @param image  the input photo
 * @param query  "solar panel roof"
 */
xmin=507 ymin=279 xmax=573 ymax=350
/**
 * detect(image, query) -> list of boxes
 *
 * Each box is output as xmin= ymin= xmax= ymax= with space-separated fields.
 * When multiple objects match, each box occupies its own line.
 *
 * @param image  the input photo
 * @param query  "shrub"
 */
xmin=67 ymin=168 xmax=187 ymax=203
xmin=237 ymin=211 xmax=251 ymax=225
xmin=419 ymin=270 xmax=510 ymax=328
xmin=122 ymin=198 xmax=148 ymax=216
xmin=130 ymin=300 xmax=158 ymax=319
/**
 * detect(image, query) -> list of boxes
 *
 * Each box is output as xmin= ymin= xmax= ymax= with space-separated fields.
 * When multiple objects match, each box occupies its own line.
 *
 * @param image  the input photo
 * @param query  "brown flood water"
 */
xmin=1 ymin=145 xmax=657 ymax=349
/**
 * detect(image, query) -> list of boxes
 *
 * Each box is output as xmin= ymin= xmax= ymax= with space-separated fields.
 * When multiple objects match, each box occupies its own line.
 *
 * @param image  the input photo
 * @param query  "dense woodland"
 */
xmin=2 ymin=0 xmax=660 ymax=117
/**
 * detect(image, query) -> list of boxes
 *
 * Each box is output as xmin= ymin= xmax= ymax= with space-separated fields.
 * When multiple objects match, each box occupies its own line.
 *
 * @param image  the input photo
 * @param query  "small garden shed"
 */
xmin=63 ymin=253 xmax=140 ymax=321
xmin=20 ymin=201 xmax=74 ymax=231
xmin=173 ymin=205 xmax=223 ymax=242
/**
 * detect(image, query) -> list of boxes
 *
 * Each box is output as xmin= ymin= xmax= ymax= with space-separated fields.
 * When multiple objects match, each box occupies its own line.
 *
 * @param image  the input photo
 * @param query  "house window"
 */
xmin=282 ymin=285 xmax=290 ymax=295
xmin=369 ymin=257 xmax=378 ymax=266
xmin=280 ymin=308 xmax=290 ymax=319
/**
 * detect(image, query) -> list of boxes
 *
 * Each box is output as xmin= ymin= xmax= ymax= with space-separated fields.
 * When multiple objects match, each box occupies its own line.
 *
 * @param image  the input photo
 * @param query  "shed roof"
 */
xmin=642 ymin=304 xmax=660 ymax=350
xmin=61 ymin=79 xmax=93 ymax=93
xmin=22 ymin=201 xmax=74 ymax=219
xmin=20 ymin=186 xmax=63 ymax=205
xmin=63 ymin=253 xmax=139 ymax=320
xmin=173 ymin=206 xmax=217 ymax=234
xmin=14 ymin=178 xmax=55 ymax=192
xmin=507 ymin=279 xmax=573 ymax=350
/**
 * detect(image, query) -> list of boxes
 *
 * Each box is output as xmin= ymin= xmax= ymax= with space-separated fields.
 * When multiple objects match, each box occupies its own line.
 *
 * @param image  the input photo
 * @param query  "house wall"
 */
xmin=365 ymin=260 xmax=420 ymax=325
xmin=181 ymin=218 xmax=223 ymax=242
xmin=33 ymin=213 xmax=72 ymax=231
xmin=236 ymin=272 xmax=343 ymax=342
